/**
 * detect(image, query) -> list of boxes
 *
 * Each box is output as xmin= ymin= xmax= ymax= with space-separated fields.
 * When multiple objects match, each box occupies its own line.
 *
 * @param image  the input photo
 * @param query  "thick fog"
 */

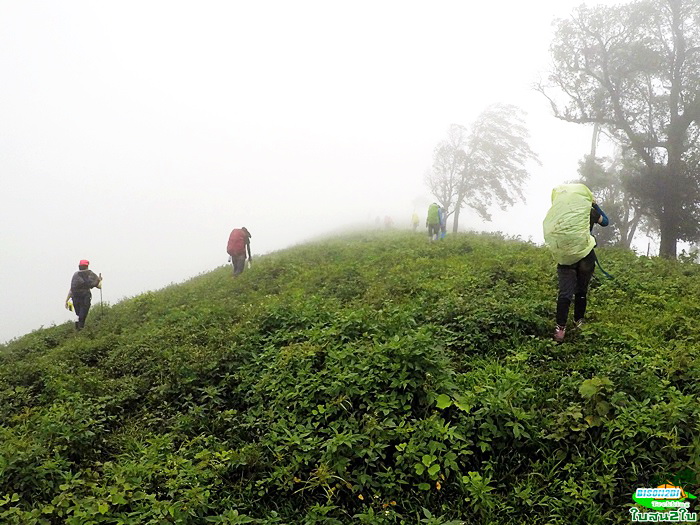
xmin=1 ymin=0 xmax=629 ymax=343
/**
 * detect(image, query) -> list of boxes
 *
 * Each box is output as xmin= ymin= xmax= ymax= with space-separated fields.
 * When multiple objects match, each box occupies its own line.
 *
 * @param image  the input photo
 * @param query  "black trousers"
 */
xmin=72 ymin=291 xmax=92 ymax=329
xmin=556 ymin=249 xmax=596 ymax=326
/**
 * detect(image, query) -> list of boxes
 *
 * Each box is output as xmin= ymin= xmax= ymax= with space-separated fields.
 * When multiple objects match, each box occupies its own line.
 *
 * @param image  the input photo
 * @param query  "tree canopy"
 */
xmin=539 ymin=0 xmax=700 ymax=257
xmin=427 ymin=104 xmax=539 ymax=232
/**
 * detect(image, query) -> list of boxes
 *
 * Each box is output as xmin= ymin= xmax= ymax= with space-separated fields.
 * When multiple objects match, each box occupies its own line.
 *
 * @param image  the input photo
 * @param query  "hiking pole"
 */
xmin=593 ymin=253 xmax=614 ymax=280
xmin=590 ymin=234 xmax=614 ymax=280
xmin=99 ymin=273 xmax=104 ymax=318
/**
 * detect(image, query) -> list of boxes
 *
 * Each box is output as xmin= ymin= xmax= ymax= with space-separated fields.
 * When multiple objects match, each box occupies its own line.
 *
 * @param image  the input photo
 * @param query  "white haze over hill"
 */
xmin=1 ymin=0 xmax=634 ymax=343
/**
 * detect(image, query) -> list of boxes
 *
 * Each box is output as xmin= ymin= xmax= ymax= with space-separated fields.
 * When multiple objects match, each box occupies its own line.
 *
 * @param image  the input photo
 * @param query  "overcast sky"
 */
xmin=1 ymin=0 xmax=632 ymax=343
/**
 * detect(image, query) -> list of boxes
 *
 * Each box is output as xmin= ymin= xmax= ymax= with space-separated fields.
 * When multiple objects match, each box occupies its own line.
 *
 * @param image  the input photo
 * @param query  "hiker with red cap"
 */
xmin=65 ymin=260 xmax=102 ymax=330
xmin=226 ymin=227 xmax=252 ymax=276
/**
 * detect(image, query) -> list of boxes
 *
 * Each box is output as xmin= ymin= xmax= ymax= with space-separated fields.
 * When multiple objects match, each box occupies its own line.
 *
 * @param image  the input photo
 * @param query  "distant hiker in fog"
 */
xmin=439 ymin=207 xmax=447 ymax=240
xmin=411 ymin=212 xmax=419 ymax=232
xmin=227 ymin=227 xmax=252 ymax=276
xmin=543 ymin=184 xmax=609 ymax=343
xmin=65 ymin=259 xmax=102 ymax=331
xmin=426 ymin=202 xmax=440 ymax=241
xmin=384 ymin=216 xmax=394 ymax=229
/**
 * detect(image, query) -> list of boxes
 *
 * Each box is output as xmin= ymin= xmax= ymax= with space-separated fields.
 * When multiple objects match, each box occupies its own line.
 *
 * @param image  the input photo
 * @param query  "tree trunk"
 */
xmin=659 ymin=213 xmax=678 ymax=258
xmin=624 ymin=211 xmax=641 ymax=250
xmin=657 ymin=0 xmax=684 ymax=259
xmin=617 ymin=203 xmax=630 ymax=249
xmin=659 ymin=175 xmax=679 ymax=259
xmin=452 ymin=193 xmax=466 ymax=233
xmin=452 ymin=206 xmax=461 ymax=233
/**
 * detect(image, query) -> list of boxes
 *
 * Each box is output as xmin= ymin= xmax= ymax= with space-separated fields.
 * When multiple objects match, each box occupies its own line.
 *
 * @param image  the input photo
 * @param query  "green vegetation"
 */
xmin=1 ymin=232 xmax=699 ymax=524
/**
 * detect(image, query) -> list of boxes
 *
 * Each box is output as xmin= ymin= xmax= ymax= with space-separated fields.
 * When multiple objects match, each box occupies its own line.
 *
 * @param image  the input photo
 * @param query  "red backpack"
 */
xmin=227 ymin=229 xmax=247 ymax=256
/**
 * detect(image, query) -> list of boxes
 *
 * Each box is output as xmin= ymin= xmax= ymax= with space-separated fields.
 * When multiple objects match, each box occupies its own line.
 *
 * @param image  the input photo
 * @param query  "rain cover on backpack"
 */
xmin=427 ymin=203 xmax=440 ymax=225
xmin=543 ymin=184 xmax=596 ymax=265
xmin=227 ymin=229 xmax=247 ymax=257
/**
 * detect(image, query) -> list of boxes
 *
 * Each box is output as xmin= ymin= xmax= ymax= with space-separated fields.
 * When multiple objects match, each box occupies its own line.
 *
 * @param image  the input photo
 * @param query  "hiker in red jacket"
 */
xmin=226 ymin=227 xmax=252 ymax=276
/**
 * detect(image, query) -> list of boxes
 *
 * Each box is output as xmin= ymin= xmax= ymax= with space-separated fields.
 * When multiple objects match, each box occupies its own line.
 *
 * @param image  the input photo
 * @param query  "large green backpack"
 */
xmin=427 ymin=203 xmax=440 ymax=225
xmin=543 ymin=184 xmax=596 ymax=265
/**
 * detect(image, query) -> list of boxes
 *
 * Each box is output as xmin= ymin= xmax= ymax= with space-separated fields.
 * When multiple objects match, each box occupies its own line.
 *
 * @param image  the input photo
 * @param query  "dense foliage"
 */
xmin=1 ymin=232 xmax=699 ymax=524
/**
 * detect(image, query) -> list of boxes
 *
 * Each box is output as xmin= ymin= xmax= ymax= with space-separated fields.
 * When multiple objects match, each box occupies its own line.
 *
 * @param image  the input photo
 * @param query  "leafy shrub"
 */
xmin=1 ymin=231 xmax=698 ymax=524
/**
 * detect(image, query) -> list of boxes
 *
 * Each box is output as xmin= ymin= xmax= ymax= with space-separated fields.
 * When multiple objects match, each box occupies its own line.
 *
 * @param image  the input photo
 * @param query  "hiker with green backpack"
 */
xmin=543 ymin=184 xmax=609 ymax=343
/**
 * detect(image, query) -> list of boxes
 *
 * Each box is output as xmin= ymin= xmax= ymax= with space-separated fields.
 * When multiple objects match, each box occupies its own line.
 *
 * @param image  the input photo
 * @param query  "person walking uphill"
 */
xmin=439 ymin=206 xmax=447 ymax=240
xmin=227 ymin=227 xmax=252 ymax=276
xmin=543 ymin=184 xmax=609 ymax=343
xmin=65 ymin=260 xmax=102 ymax=331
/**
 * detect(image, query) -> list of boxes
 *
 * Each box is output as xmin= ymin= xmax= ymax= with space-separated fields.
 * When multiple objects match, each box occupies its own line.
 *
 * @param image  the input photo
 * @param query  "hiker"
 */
xmin=227 ymin=227 xmax=252 ymax=276
xmin=65 ymin=259 xmax=102 ymax=331
xmin=411 ymin=212 xmax=419 ymax=232
xmin=426 ymin=203 xmax=440 ymax=241
xmin=439 ymin=207 xmax=447 ymax=240
xmin=543 ymin=184 xmax=609 ymax=343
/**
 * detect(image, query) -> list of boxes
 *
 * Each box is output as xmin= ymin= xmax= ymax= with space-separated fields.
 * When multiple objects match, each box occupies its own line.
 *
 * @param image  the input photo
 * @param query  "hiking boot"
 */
xmin=553 ymin=324 xmax=566 ymax=343
xmin=575 ymin=318 xmax=585 ymax=329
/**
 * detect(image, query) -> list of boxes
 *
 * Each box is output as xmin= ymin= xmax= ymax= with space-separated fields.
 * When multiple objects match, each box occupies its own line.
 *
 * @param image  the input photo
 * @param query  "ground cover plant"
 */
xmin=1 ymin=231 xmax=699 ymax=524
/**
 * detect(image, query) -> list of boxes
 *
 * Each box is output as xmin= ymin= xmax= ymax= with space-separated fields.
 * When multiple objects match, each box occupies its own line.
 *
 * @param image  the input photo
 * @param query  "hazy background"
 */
xmin=1 ymin=0 xmax=630 ymax=343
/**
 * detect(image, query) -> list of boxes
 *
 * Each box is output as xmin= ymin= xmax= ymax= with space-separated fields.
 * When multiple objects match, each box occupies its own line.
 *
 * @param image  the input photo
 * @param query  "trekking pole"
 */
xmin=593 ymin=253 xmax=614 ymax=280
xmin=99 ymin=273 xmax=104 ymax=318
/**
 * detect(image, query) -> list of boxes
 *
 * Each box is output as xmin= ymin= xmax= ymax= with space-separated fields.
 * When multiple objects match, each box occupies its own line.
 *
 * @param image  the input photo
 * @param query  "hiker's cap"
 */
xmin=79 ymin=259 xmax=90 ymax=267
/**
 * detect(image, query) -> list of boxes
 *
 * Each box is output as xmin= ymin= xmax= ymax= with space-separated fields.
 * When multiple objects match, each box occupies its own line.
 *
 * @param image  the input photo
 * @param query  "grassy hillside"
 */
xmin=1 ymin=232 xmax=699 ymax=524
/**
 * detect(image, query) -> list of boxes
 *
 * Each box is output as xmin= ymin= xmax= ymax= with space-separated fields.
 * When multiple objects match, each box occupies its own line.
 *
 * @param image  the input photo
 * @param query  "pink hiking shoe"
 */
xmin=553 ymin=324 xmax=566 ymax=343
